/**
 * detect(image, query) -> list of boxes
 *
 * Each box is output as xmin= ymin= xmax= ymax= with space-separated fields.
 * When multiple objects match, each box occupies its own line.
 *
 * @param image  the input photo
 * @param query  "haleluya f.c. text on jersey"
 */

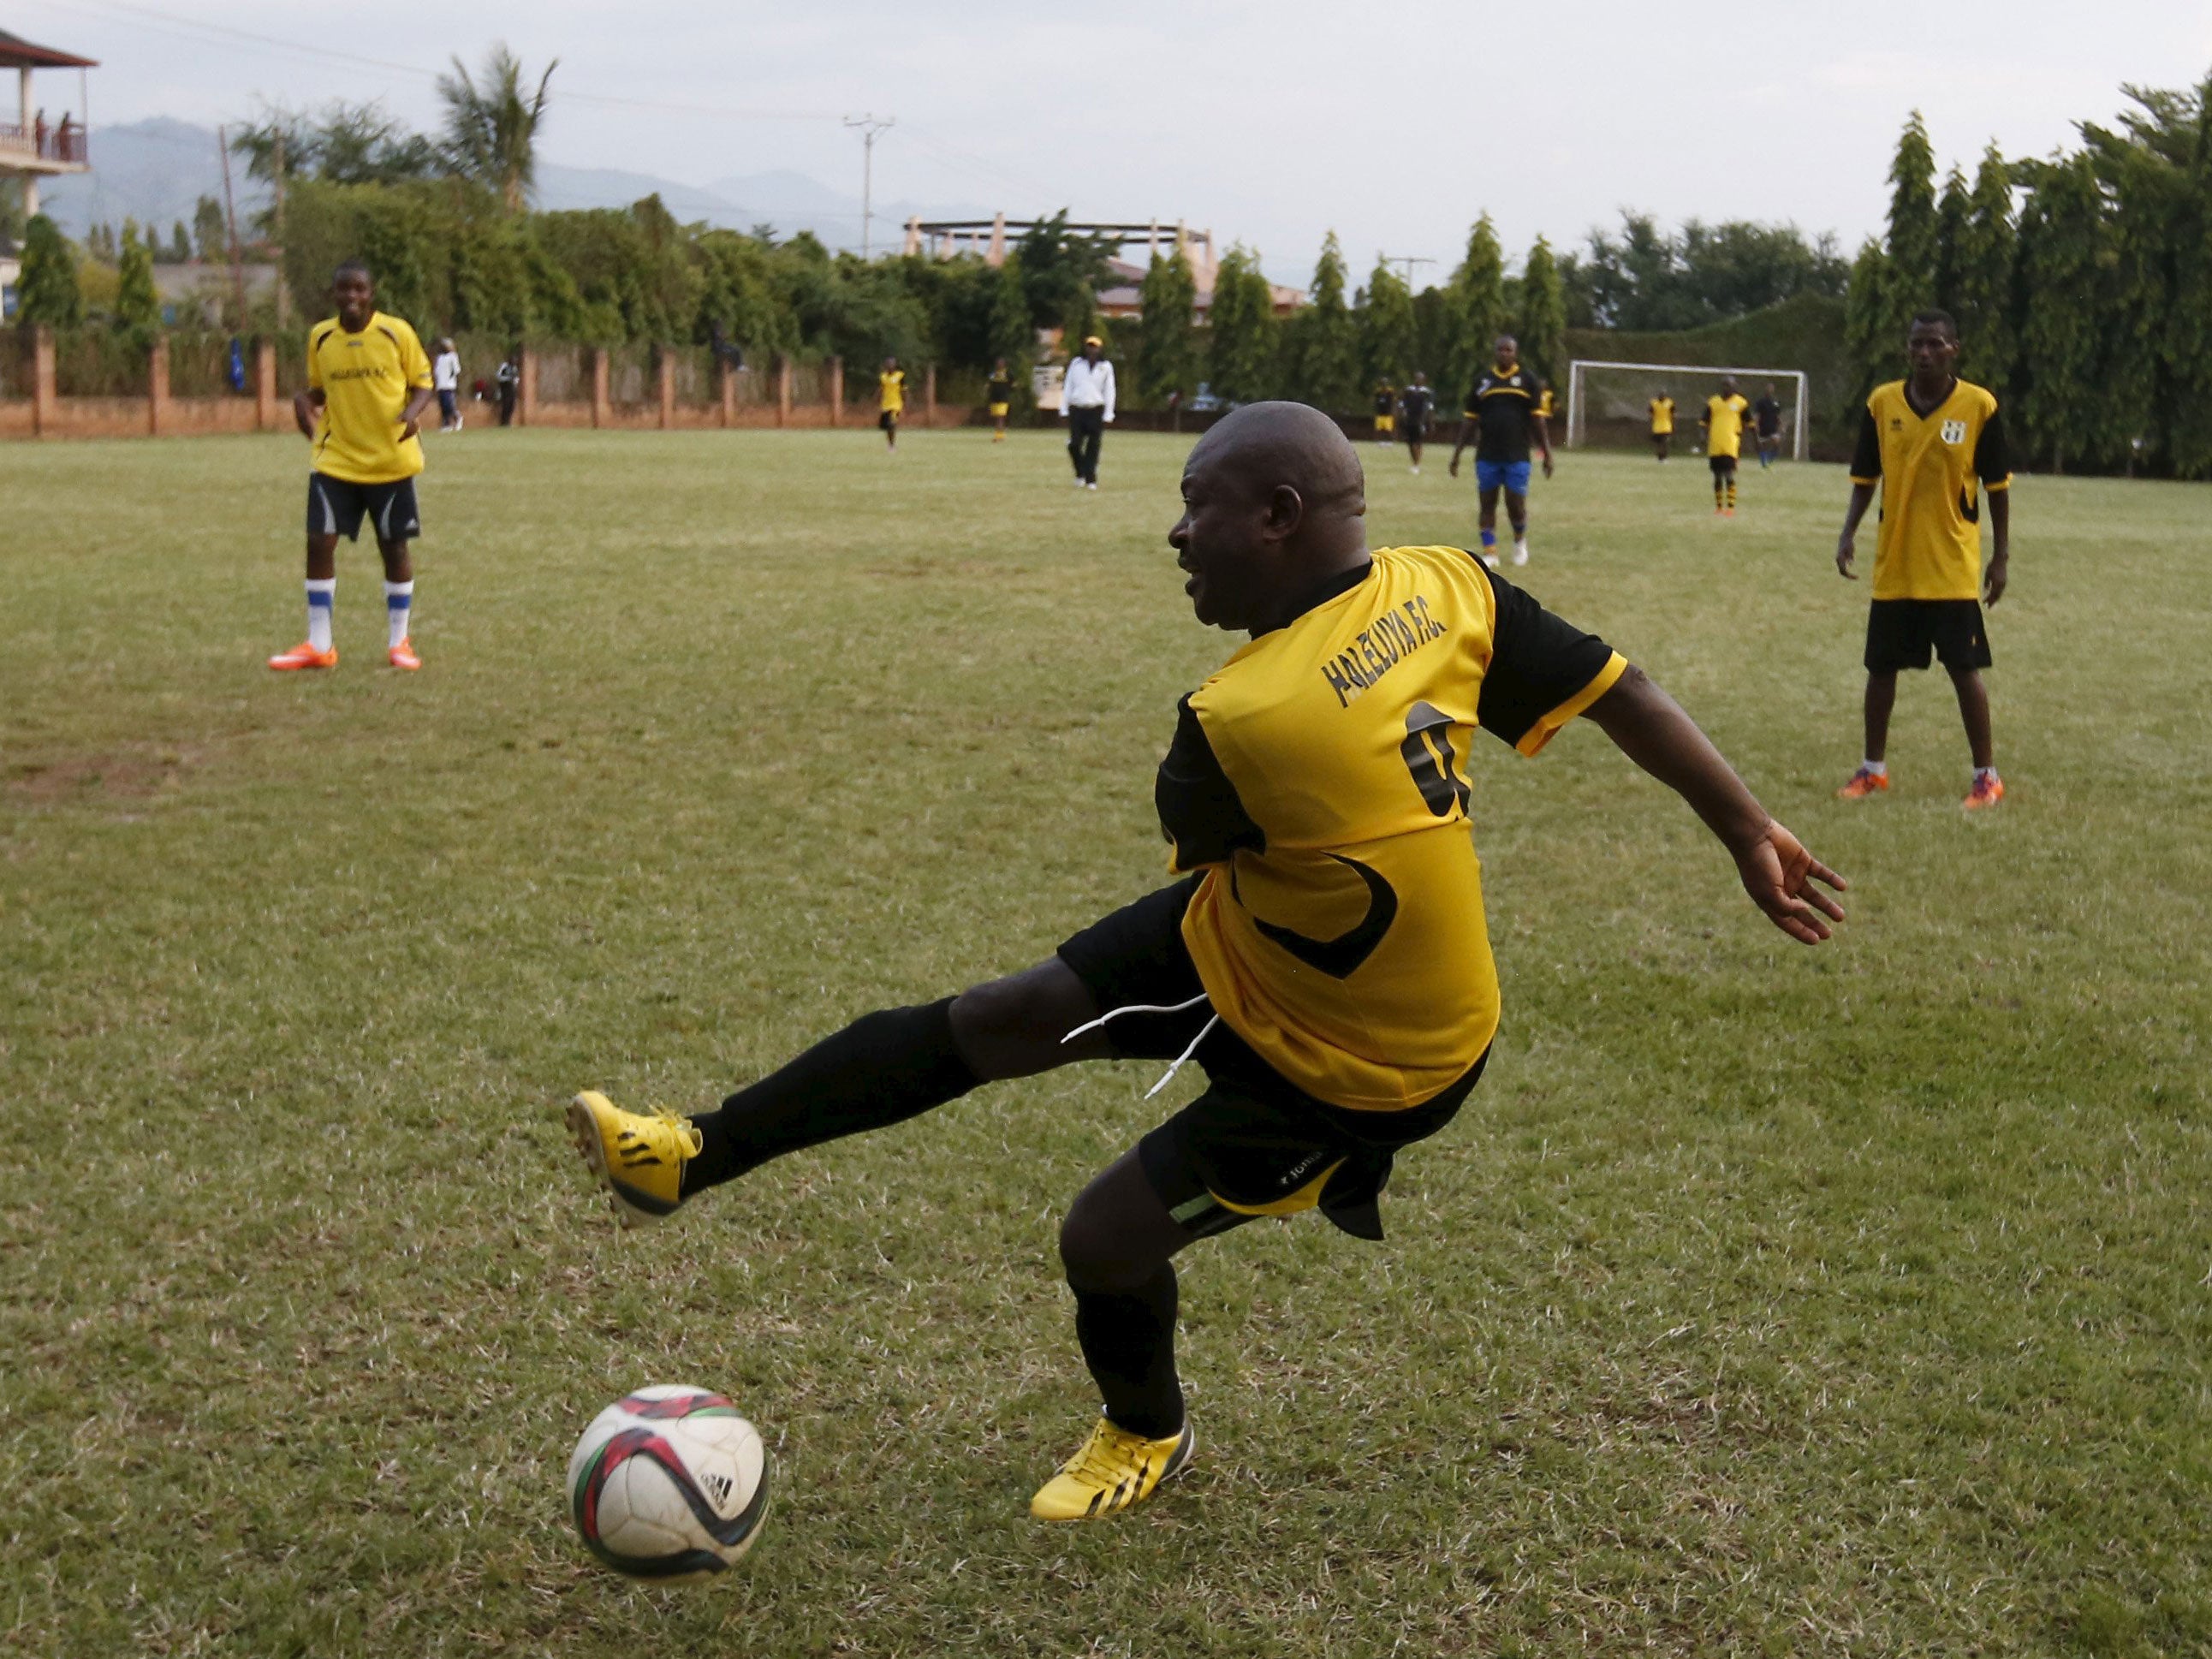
xmin=1154 ymin=545 xmax=1626 ymax=1112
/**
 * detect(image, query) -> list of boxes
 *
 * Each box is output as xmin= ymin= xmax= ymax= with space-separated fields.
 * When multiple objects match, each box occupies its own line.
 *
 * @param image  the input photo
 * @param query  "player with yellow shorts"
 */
xmin=1649 ymin=391 xmax=1674 ymax=461
xmin=986 ymin=357 xmax=1014 ymax=443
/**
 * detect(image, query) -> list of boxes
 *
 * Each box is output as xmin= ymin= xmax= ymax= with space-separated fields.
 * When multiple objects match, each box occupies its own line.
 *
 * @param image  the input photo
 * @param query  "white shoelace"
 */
xmin=1060 ymin=992 xmax=1220 ymax=1100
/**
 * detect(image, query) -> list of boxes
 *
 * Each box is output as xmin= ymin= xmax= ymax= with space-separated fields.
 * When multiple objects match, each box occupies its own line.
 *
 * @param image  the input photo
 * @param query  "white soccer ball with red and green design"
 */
xmin=566 ymin=1385 xmax=770 ymax=1580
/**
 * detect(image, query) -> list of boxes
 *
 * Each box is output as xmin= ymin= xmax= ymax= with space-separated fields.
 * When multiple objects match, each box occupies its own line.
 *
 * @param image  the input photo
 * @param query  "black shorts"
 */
xmin=1757 ymin=426 xmax=1781 ymax=443
xmin=1709 ymin=453 xmax=1737 ymax=477
xmin=878 ymin=409 xmax=899 ymax=431
xmin=1864 ymin=598 xmax=1992 ymax=673
xmin=306 ymin=473 xmax=420 ymax=543
xmin=1401 ymin=421 xmax=1427 ymax=445
xmin=1056 ymin=877 xmax=1487 ymax=1242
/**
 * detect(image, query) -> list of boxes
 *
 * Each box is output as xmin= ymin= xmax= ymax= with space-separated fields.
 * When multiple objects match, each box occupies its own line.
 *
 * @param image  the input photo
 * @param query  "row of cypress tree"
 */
xmin=1846 ymin=73 xmax=2212 ymax=476
xmin=1131 ymin=220 xmax=1567 ymax=414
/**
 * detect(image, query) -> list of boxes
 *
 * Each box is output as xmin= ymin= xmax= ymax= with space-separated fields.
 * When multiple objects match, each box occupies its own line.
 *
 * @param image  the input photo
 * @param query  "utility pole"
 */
xmin=842 ymin=114 xmax=894 ymax=259
xmin=271 ymin=127 xmax=288 ymax=325
xmin=1382 ymin=253 xmax=1436 ymax=290
xmin=217 ymin=123 xmax=247 ymax=325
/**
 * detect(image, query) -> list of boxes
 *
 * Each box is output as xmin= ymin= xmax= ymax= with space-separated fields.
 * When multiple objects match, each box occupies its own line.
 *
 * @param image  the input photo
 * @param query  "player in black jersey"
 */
xmin=986 ymin=358 xmax=1014 ymax=444
xmin=1753 ymin=384 xmax=1785 ymax=469
xmin=1398 ymin=373 xmax=1434 ymax=473
xmin=1448 ymin=335 xmax=1553 ymax=568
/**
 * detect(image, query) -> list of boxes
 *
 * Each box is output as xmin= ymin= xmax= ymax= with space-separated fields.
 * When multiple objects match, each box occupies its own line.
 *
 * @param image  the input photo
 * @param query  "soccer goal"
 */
xmin=1566 ymin=360 xmax=1811 ymax=461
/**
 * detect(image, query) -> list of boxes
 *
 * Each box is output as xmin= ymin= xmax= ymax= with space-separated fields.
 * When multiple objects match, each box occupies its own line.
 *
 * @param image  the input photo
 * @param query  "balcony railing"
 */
xmin=0 ymin=122 xmax=89 ymax=165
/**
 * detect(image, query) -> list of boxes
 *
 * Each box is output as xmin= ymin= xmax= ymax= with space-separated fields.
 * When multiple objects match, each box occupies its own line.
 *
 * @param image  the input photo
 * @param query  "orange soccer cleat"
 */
xmin=387 ymin=639 xmax=422 ymax=671
xmin=268 ymin=642 xmax=338 ymax=671
xmin=1963 ymin=771 xmax=2005 ymax=811
xmin=1835 ymin=765 xmax=1889 ymax=800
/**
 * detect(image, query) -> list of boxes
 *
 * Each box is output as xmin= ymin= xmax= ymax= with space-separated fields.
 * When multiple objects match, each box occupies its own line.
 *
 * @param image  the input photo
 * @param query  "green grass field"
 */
xmin=5 ymin=426 xmax=2209 ymax=1657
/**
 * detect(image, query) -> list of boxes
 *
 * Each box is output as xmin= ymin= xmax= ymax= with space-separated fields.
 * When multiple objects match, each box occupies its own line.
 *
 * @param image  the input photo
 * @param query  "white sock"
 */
xmin=1974 ymin=764 xmax=1997 ymax=782
xmin=384 ymin=580 xmax=413 ymax=648
xmin=1862 ymin=758 xmax=1887 ymax=776
xmin=306 ymin=579 xmax=336 ymax=651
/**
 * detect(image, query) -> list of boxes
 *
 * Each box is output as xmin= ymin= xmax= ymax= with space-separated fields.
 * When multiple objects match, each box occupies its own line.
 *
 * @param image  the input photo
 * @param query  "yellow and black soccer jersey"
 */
xmin=306 ymin=311 xmax=432 ymax=484
xmin=1155 ymin=546 xmax=1626 ymax=1112
xmin=1373 ymin=384 xmax=1396 ymax=416
xmin=1852 ymin=378 xmax=2010 ymax=601
xmin=1704 ymin=392 xmax=1749 ymax=458
xmin=1464 ymin=366 xmax=1545 ymax=461
xmin=985 ymin=373 xmax=1013 ymax=409
xmin=879 ymin=370 xmax=907 ymax=413
xmin=1650 ymin=396 xmax=1674 ymax=435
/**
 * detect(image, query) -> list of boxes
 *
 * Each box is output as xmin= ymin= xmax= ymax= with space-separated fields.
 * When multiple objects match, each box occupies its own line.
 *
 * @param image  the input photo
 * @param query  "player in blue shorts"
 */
xmin=1448 ymin=335 xmax=1553 ymax=568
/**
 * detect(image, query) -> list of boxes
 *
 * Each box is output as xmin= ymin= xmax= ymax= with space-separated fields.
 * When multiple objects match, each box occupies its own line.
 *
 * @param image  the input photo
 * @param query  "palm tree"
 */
xmin=437 ymin=45 xmax=556 ymax=212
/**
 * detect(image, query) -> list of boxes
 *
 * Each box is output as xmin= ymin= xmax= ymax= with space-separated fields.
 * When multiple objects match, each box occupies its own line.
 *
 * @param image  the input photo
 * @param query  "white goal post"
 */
xmin=1566 ymin=360 xmax=1811 ymax=461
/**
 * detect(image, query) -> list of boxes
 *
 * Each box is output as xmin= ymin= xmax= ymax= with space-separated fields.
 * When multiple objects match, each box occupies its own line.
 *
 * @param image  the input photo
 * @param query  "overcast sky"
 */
xmin=22 ymin=0 xmax=2212 ymax=282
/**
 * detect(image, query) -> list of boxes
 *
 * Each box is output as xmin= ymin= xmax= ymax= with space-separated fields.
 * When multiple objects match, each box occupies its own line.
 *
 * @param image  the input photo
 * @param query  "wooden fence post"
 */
xmin=519 ymin=347 xmax=538 ymax=427
xmin=925 ymin=363 xmax=937 ymax=426
xmin=828 ymin=355 xmax=843 ymax=427
xmin=147 ymin=336 xmax=170 ymax=436
xmin=589 ymin=347 xmax=610 ymax=430
xmin=718 ymin=359 xmax=734 ymax=428
xmin=776 ymin=354 xmax=791 ymax=428
xmin=29 ymin=324 xmax=56 ymax=438
xmin=254 ymin=337 xmax=277 ymax=431
xmin=657 ymin=349 xmax=675 ymax=430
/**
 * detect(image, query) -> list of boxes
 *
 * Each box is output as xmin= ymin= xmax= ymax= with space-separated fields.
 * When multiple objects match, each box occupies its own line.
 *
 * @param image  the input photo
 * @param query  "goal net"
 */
xmin=1565 ymin=360 xmax=1810 ymax=461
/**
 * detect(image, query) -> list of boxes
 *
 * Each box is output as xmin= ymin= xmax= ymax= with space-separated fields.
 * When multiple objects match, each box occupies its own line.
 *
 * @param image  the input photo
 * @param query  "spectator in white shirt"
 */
xmin=1061 ymin=335 xmax=1115 ymax=489
xmin=432 ymin=339 xmax=462 ymax=431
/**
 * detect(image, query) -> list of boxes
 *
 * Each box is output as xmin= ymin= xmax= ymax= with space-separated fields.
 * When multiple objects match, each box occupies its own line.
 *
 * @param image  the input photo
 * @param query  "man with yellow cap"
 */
xmin=1061 ymin=334 xmax=1116 ymax=490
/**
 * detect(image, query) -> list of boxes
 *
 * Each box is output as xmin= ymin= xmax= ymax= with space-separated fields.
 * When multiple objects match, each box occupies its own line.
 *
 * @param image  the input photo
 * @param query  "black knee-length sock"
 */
xmin=1072 ymin=1264 xmax=1186 ymax=1441
xmin=684 ymin=997 xmax=979 ymax=1192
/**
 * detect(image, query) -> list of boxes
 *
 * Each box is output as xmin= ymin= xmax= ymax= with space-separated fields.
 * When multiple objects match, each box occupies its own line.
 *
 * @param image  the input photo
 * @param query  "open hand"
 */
xmin=1834 ymin=532 xmax=1857 ymax=580
xmin=1984 ymin=553 xmax=2008 ymax=605
xmin=1735 ymin=820 xmax=1846 ymax=945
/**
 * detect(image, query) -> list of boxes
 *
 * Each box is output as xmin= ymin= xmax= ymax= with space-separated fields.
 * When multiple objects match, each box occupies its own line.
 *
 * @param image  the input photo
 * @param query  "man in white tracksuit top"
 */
xmin=1061 ymin=336 xmax=1115 ymax=489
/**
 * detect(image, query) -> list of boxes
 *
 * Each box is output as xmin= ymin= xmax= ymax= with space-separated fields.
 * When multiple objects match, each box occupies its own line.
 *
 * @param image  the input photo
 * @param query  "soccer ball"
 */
xmin=567 ymin=1385 xmax=770 ymax=1580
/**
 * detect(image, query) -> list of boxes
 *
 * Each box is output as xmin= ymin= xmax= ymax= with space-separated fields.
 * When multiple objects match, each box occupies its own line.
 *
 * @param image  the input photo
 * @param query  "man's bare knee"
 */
xmin=949 ymin=959 xmax=1103 ymax=1081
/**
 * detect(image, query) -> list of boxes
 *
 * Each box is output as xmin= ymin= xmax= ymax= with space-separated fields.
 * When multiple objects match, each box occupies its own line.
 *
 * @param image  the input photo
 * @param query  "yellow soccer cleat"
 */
xmin=566 ymin=1091 xmax=701 ymax=1227
xmin=1029 ymin=1418 xmax=1194 ymax=1521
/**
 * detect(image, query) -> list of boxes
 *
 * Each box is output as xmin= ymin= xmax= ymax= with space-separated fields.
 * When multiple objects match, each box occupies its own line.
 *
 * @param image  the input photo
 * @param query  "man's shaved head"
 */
xmin=1171 ymin=401 xmax=1372 ymax=635
xmin=1188 ymin=401 xmax=1366 ymax=520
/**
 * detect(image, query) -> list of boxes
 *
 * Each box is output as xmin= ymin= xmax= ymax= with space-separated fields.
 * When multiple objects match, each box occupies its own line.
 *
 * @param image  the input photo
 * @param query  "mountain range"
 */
xmin=34 ymin=118 xmax=990 ymax=253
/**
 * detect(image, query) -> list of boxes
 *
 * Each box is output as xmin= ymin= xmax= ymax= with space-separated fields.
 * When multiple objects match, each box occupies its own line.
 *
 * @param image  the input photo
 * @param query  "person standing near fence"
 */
xmin=270 ymin=260 xmax=435 ymax=675
xmin=878 ymin=355 xmax=906 ymax=452
xmin=496 ymin=350 xmax=520 ymax=427
xmin=986 ymin=358 xmax=1014 ymax=443
xmin=432 ymin=338 xmax=462 ymax=432
xmin=1061 ymin=336 xmax=1115 ymax=490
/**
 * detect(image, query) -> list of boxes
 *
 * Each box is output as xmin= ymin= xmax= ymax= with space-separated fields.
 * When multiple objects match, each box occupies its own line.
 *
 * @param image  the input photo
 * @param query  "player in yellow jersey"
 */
xmin=566 ymin=402 xmax=1845 ymax=1524
xmin=269 ymin=261 xmax=436 ymax=672
xmin=985 ymin=357 xmax=1014 ymax=443
xmin=877 ymin=355 xmax=906 ymax=451
xmin=1834 ymin=309 xmax=2012 ymax=810
xmin=1699 ymin=377 xmax=1750 ymax=514
xmin=1371 ymin=380 xmax=1395 ymax=445
xmin=1649 ymin=389 xmax=1674 ymax=461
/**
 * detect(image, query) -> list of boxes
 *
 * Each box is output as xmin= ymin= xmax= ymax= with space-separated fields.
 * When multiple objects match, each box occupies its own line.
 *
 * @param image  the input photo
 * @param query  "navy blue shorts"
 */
xmin=306 ymin=473 xmax=419 ymax=543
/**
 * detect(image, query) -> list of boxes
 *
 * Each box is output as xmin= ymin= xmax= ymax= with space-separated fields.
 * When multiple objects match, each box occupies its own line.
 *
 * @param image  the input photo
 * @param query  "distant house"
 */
xmin=902 ymin=214 xmax=1304 ymax=321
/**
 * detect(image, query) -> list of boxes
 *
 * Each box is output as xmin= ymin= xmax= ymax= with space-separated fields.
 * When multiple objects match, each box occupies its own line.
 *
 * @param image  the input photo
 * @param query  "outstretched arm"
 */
xmin=1584 ymin=663 xmax=1846 ymax=944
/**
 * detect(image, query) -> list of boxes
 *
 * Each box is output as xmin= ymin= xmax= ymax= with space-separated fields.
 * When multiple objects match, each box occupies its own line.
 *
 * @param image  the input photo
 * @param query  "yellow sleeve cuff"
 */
xmin=1849 ymin=474 xmax=1880 ymax=486
xmin=1985 ymin=475 xmax=2011 ymax=491
xmin=1516 ymin=651 xmax=1629 ymax=758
